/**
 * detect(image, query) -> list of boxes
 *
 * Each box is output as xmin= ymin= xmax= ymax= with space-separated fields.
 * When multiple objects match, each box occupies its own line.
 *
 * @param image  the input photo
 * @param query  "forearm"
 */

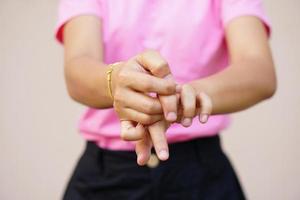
xmin=190 ymin=59 xmax=277 ymax=114
xmin=64 ymin=56 xmax=114 ymax=108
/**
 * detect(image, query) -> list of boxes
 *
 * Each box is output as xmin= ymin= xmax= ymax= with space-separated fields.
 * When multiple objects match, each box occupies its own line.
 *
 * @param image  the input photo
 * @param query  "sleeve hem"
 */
xmin=55 ymin=12 xmax=102 ymax=44
xmin=222 ymin=11 xmax=272 ymax=37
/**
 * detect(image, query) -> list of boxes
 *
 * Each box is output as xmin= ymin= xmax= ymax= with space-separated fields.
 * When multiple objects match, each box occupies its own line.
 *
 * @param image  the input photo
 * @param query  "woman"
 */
xmin=55 ymin=0 xmax=276 ymax=199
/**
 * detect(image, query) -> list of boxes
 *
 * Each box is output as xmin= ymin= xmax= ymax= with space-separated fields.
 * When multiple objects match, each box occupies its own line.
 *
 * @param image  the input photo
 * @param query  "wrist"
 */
xmin=108 ymin=61 xmax=124 ymax=99
xmin=188 ymin=80 xmax=211 ymax=96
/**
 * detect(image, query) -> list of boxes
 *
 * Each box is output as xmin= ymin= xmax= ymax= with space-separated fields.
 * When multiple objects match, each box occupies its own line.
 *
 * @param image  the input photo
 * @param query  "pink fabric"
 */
xmin=55 ymin=0 xmax=271 ymax=150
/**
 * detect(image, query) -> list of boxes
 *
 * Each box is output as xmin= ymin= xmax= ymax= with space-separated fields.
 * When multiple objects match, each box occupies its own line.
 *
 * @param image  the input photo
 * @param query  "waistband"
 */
xmin=85 ymin=135 xmax=222 ymax=163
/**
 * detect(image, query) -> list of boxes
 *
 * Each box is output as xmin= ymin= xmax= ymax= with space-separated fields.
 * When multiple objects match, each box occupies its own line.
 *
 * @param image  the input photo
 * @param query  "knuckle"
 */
xmin=165 ymin=82 xmax=176 ymax=93
xmin=157 ymin=60 xmax=168 ymax=69
xmin=152 ymin=63 xmax=169 ymax=77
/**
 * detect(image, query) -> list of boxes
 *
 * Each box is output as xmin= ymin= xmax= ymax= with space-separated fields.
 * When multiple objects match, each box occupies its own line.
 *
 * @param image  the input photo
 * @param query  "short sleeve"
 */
xmin=221 ymin=0 xmax=271 ymax=36
xmin=55 ymin=0 xmax=103 ymax=44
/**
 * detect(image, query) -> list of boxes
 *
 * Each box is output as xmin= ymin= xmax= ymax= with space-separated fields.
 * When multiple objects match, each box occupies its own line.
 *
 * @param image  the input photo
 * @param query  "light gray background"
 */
xmin=1 ymin=0 xmax=299 ymax=199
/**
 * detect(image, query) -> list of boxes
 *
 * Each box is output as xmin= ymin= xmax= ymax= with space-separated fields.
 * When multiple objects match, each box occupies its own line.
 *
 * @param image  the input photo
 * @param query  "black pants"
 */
xmin=63 ymin=136 xmax=245 ymax=200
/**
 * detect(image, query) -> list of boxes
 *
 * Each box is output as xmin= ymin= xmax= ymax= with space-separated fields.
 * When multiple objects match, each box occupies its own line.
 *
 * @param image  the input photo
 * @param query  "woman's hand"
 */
xmin=135 ymin=119 xmax=170 ymax=165
xmin=179 ymin=84 xmax=212 ymax=127
xmin=111 ymin=50 xmax=179 ymax=140
xmin=135 ymin=84 xmax=213 ymax=166
xmin=112 ymin=60 xmax=167 ymax=125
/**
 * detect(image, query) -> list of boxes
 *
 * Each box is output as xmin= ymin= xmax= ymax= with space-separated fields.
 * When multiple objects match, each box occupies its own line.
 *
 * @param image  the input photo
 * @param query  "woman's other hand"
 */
xmin=179 ymin=84 xmax=213 ymax=127
xmin=135 ymin=84 xmax=213 ymax=165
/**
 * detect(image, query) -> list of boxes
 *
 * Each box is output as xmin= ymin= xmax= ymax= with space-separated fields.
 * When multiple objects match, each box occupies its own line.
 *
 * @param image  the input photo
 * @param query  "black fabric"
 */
xmin=62 ymin=135 xmax=246 ymax=200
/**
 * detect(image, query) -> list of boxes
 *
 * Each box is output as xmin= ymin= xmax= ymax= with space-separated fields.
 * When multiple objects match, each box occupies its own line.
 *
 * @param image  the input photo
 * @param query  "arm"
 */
xmin=189 ymin=16 xmax=277 ymax=114
xmin=63 ymin=16 xmax=178 ymax=117
xmin=63 ymin=16 xmax=113 ymax=108
xmin=135 ymin=16 xmax=277 ymax=165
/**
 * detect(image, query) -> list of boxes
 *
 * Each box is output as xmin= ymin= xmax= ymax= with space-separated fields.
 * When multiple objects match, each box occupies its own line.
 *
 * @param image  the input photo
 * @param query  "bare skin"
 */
xmin=63 ymin=15 xmax=276 ymax=165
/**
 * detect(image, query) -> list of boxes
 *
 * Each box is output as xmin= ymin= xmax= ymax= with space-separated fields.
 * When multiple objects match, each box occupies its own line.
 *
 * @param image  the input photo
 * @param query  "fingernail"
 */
xmin=182 ymin=118 xmax=192 ymax=127
xmin=200 ymin=114 xmax=209 ymax=123
xmin=175 ymin=85 xmax=182 ymax=93
xmin=137 ymin=153 xmax=144 ymax=166
xmin=159 ymin=150 xmax=169 ymax=160
xmin=166 ymin=112 xmax=177 ymax=121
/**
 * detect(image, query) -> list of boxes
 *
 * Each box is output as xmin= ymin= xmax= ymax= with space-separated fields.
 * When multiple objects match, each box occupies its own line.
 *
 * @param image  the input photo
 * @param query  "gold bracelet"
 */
xmin=106 ymin=62 xmax=119 ymax=100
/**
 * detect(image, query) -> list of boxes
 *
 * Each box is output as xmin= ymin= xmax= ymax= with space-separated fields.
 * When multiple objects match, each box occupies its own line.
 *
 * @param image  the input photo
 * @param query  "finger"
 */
xmin=115 ymin=89 xmax=162 ymax=114
xmin=158 ymin=75 xmax=178 ymax=122
xmin=148 ymin=120 xmax=169 ymax=161
xmin=118 ymin=108 xmax=162 ymax=125
xmin=159 ymin=95 xmax=178 ymax=122
xmin=197 ymin=92 xmax=213 ymax=123
xmin=180 ymin=84 xmax=197 ymax=127
xmin=135 ymin=130 xmax=152 ymax=166
xmin=135 ymin=50 xmax=171 ymax=78
xmin=120 ymin=121 xmax=145 ymax=141
xmin=119 ymin=70 xmax=177 ymax=95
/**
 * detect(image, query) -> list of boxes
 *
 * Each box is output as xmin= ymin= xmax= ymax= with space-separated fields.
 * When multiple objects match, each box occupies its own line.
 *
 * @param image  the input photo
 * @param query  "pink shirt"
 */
xmin=55 ymin=0 xmax=270 ymax=150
